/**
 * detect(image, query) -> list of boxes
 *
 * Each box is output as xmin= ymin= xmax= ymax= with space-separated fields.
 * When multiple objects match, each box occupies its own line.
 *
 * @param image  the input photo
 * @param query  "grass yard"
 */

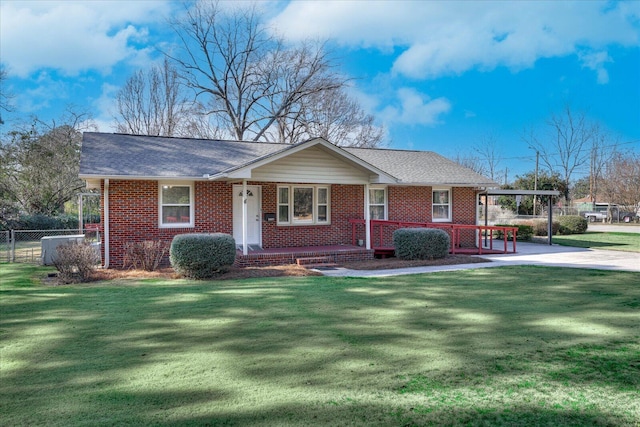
xmin=552 ymin=231 xmax=640 ymax=252
xmin=1 ymin=263 xmax=639 ymax=426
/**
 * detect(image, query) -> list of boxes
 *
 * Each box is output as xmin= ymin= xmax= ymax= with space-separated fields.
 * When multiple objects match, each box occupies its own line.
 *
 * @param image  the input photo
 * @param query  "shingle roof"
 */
xmin=79 ymin=132 xmax=497 ymax=187
xmin=79 ymin=132 xmax=285 ymax=179
xmin=343 ymin=147 xmax=497 ymax=186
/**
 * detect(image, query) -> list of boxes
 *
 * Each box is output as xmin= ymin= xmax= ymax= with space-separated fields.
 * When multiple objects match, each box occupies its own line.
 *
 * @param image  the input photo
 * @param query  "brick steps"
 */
xmin=296 ymin=256 xmax=337 ymax=268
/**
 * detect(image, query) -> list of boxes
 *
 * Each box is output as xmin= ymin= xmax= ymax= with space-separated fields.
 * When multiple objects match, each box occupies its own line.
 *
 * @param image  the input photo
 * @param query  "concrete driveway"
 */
xmin=320 ymin=241 xmax=640 ymax=278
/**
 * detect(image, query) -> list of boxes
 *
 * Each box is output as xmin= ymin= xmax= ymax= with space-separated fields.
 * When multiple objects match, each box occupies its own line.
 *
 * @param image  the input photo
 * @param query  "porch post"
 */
xmin=364 ymin=184 xmax=371 ymax=250
xmin=242 ymin=179 xmax=248 ymax=255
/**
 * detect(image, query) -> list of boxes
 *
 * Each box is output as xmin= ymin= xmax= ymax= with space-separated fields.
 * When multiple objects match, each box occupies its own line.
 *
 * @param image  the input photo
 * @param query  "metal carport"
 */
xmin=480 ymin=189 xmax=561 ymax=245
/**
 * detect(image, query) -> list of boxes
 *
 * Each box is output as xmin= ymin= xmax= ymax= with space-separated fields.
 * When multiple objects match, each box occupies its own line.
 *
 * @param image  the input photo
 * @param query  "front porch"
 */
xmin=235 ymin=244 xmax=374 ymax=268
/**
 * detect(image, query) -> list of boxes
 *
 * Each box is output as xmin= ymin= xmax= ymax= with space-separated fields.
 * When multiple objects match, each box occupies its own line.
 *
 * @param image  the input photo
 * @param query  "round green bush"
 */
xmin=170 ymin=233 xmax=236 ymax=279
xmin=533 ymin=220 xmax=560 ymax=236
xmin=557 ymin=215 xmax=588 ymax=235
xmin=393 ymin=228 xmax=450 ymax=260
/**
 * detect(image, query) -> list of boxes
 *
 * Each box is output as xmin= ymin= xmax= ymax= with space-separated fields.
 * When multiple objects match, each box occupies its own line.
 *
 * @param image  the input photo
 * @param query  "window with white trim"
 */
xmin=159 ymin=183 xmax=194 ymax=227
xmin=432 ymin=188 xmax=451 ymax=222
xmin=369 ymin=188 xmax=387 ymax=220
xmin=277 ymin=185 xmax=330 ymax=225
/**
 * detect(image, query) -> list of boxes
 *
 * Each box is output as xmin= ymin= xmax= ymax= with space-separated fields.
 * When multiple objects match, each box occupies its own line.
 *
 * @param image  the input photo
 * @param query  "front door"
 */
xmin=233 ymin=185 xmax=261 ymax=248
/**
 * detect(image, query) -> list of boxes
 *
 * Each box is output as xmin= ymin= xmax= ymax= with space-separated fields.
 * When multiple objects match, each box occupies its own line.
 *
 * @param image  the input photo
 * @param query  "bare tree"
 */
xmin=167 ymin=1 xmax=347 ymax=142
xmin=0 ymin=64 xmax=15 ymax=125
xmin=601 ymin=150 xmax=640 ymax=209
xmin=115 ymin=58 xmax=197 ymax=137
xmin=588 ymin=128 xmax=618 ymax=206
xmin=271 ymin=87 xmax=385 ymax=147
xmin=473 ymin=133 xmax=503 ymax=181
xmin=524 ymin=106 xmax=596 ymax=202
xmin=453 ymin=152 xmax=487 ymax=176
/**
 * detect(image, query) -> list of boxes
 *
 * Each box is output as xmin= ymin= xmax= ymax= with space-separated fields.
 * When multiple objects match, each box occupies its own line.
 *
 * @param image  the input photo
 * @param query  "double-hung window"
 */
xmin=432 ymin=188 xmax=451 ymax=222
xmin=369 ymin=188 xmax=387 ymax=220
xmin=159 ymin=183 xmax=194 ymax=227
xmin=277 ymin=185 xmax=330 ymax=225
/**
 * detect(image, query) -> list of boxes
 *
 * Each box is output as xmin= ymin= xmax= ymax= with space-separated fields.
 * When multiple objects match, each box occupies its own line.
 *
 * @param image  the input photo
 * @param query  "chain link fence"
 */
xmin=0 ymin=228 xmax=100 ymax=264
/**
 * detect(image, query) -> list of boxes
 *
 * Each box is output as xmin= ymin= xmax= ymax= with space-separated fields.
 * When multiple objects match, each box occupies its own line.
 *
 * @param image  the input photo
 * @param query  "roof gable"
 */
xmin=216 ymin=138 xmax=397 ymax=184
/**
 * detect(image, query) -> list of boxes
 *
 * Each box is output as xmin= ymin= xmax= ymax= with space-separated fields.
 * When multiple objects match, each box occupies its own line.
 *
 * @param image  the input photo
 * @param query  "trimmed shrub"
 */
xmin=123 ymin=240 xmax=169 ymax=271
xmin=532 ymin=220 xmax=560 ymax=236
xmin=393 ymin=228 xmax=450 ymax=260
xmin=53 ymin=241 xmax=100 ymax=283
xmin=558 ymin=215 xmax=588 ymax=235
xmin=494 ymin=224 xmax=534 ymax=241
xmin=170 ymin=233 xmax=236 ymax=279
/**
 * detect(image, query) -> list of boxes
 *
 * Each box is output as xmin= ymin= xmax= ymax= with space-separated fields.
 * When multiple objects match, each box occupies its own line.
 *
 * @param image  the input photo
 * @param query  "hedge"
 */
xmin=557 ymin=215 xmax=588 ymax=235
xmin=393 ymin=228 xmax=450 ymax=260
xmin=170 ymin=233 xmax=236 ymax=279
xmin=494 ymin=224 xmax=534 ymax=241
xmin=0 ymin=214 xmax=82 ymax=231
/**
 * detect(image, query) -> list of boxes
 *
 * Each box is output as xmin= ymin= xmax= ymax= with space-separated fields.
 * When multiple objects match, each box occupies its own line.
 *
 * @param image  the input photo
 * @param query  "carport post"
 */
xmin=547 ymin=195 xmax=553 ymax=245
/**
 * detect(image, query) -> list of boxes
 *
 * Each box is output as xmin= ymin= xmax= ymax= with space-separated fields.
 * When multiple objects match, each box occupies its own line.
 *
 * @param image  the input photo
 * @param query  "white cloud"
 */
xmin=271 ymin=1 xmax=640 ymax=80
xmin=91 ymin=83 xmax=120 ymax=132
xmin=579 ymin=50 xmax=613 ymax=84
xmin=0 ymin=1 xmax=171 ymax=77
xmin=381 ymin=88 xmax=451 ymax=126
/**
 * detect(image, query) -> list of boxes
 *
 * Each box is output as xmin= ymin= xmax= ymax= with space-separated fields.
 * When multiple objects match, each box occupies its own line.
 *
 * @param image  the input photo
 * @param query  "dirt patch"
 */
xmin=88 ymin=264 xmax=322 ymax=282
xmin=79 ymin=254 xmax=490 ymax=282
xmin=339 ymin=254 xmax=490 ymax=270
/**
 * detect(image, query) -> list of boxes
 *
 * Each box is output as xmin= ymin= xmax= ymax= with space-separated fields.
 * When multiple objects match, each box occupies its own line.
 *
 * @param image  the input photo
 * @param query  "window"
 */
xmin=277 ymin=185 xmax=330 ymax=225
xmin=432 ymin=188 xmax=451 ymax=222
xmin=369 ymin=188 xmax=386 ymax=220
xmin=159 ymin=183 xmax=193 ymax=227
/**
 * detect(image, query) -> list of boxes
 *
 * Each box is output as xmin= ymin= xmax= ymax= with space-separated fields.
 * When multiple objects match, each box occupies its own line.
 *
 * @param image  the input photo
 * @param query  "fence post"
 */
xmin=10 ymin=229 xmax=15 ymax=263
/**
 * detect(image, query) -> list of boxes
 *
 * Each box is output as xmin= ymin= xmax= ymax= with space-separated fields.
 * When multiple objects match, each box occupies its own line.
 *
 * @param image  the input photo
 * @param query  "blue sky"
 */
xmin=1 ymin=0 xmax=639 ymax=181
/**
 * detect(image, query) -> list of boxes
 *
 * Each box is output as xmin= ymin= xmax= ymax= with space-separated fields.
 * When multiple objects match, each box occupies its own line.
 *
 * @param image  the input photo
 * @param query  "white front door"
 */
xmin=233 ymin=185 xmax=261 ymax=247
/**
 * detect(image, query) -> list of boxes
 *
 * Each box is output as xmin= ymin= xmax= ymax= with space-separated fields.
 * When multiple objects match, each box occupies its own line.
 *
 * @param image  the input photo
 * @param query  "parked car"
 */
xmin=583 ymin=211 xmax=607 ymax=222
xmin=619 ymin=211 xmax=639 ymax=223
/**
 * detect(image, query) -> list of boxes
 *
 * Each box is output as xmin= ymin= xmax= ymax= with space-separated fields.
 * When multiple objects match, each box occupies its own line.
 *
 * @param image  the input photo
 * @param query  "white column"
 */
xmin=78 ymin=193 xmax=83 ymax=234
xmin=242 ymin=179 xmax=248 ymax=255
xmin=364 ymin=184 xmax=371 ymax=250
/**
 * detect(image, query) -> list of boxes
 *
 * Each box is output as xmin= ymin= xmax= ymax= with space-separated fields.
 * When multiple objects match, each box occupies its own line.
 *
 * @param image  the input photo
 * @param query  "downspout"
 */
xmin=364 ymin=184 xmax=371 ymax=250
xmin=104 ymin=179 xmax=110 ymax=268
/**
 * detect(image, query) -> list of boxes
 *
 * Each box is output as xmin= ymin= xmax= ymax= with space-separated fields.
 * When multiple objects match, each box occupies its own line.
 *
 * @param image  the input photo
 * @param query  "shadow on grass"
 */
xmin=1 ymin=265 xmax=639 ymax=425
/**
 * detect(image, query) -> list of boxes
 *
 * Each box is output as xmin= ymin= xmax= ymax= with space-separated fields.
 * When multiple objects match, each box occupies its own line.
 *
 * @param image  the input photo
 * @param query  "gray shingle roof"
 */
xmin=79 ymin=132 xmax=497 ymax=187
xmin=343 ymin=147 xmax=497 ymax=186
xmin=79 ymin=132 xmax=286 ymax=179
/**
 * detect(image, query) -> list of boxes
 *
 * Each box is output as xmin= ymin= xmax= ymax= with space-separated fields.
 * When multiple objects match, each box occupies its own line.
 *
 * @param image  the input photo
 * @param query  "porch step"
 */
xmin=296 ymin=256 xmax=336 ymax=268
xmin=374 ymin=247 xmax=395 ymax=258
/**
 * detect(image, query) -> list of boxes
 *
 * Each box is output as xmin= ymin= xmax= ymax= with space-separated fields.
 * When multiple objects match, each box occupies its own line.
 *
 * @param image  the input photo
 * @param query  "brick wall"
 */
xmin=261 ymin=183 xmax=363 ymax=248
xmin=99 ymin=179 xmax=479 ymax=267
xmin=453 ymin=187 xmax=479 ymax=246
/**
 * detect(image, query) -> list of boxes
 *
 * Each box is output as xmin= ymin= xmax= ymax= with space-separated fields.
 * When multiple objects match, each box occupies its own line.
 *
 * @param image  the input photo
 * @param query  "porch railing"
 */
xmin=348 ymin=219 xmax=518 ymax=255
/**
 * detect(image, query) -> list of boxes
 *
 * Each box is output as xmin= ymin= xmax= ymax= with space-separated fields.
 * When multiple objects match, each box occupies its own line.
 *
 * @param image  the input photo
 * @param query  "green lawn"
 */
xmin=552 ymin=231 xmax=640 ymax=252
xmin=1 ymin=263 xmax=639 ymax=426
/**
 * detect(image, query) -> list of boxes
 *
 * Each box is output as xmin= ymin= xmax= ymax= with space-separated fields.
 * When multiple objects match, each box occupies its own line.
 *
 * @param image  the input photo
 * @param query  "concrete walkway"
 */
xmin=318 ymin=242 xmax=640 ymax=278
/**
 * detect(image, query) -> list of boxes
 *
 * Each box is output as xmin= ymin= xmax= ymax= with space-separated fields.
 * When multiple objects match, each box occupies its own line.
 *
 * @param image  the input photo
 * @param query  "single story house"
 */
xmin=79 ymin=132 xmax=498 ymax=268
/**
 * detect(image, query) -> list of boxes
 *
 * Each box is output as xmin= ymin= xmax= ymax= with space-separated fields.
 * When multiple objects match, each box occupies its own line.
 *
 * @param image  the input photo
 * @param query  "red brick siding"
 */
xmin=261 ymin=183 xmax=363 ymax=248
xmin=102 ymin=180 xmax=233 ymax=268
xmin=453 ymin=187 xmax=479 ymax=246
xmin=388 ymin=186 xmax=433 ymax=222
xmin=99 ymin=179 xmax=479 ymax=267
